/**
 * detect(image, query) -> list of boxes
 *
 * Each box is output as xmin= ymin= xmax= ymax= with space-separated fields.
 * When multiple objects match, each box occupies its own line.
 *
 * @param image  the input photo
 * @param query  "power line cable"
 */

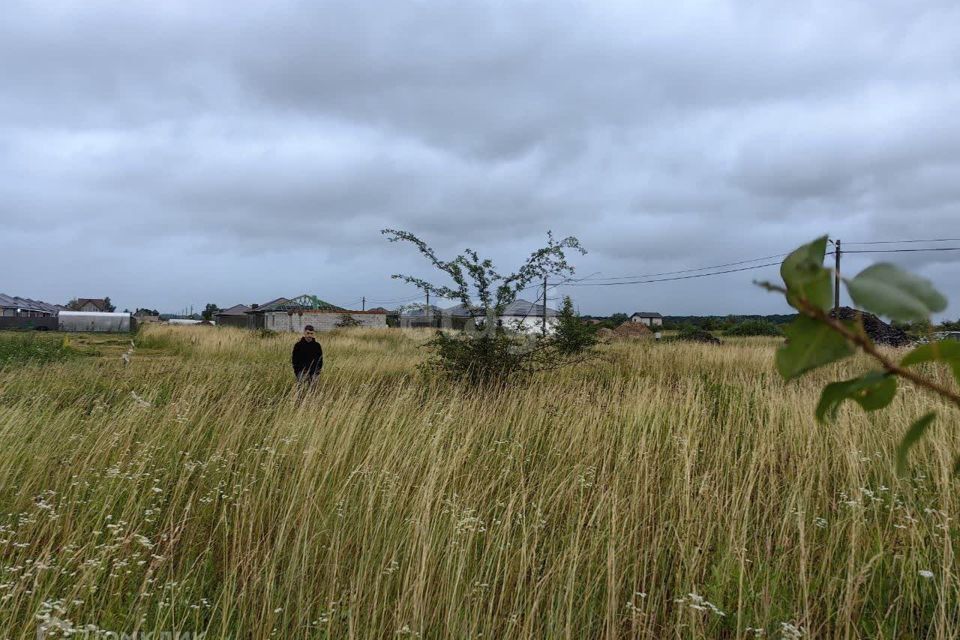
xmin=844 ymin=238 xmax=960 ymax=246
xmin=364 ymin=293 xmax=426 ymax=306
xmin=369 ymin=242 xmax=956 ymax=301
xmin=546 ymin=244 xmax=956 ymax=290
xmin=563 ymin=261 xmax=783 ymax=287
xmin=842 ymin=247 xmax=960 ymax=254
xmin=572 ymin=252 xmax=791 ymax=282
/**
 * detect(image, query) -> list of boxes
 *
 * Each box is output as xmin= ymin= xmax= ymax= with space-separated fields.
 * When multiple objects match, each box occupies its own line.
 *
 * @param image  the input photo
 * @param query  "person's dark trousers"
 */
xmin=295 ymin=371 xmax=318 ymax=396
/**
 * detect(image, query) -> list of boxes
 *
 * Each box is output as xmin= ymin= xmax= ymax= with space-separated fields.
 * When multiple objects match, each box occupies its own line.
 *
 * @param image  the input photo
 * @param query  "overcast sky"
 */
xmin=3 ymin=1 xmax=960 ymax=317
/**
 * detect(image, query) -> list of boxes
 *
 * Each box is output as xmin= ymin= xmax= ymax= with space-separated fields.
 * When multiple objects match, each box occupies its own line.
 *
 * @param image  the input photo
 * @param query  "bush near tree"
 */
xmin=201 ymin=303 xmax=220 ymax=322
xmin=723 ymin=319 xmax=783 ymax=337
xmin=551 ymin=296 xmax=599 ymax=355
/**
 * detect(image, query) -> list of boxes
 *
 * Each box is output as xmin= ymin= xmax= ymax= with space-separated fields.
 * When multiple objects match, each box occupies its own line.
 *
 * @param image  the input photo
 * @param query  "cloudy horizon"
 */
xmin=3 ymin=1 xmax=960 ymax=317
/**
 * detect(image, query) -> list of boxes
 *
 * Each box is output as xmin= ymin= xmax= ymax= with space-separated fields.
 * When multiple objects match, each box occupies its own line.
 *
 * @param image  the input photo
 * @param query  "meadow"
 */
xmin=0 ymin=325 xmax=957 ymax=639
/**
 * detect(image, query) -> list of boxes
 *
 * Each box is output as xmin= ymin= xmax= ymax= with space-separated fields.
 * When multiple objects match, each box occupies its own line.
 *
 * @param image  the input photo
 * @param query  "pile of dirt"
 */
xmin=612 ymin=321 xmax=654 ymax=340
xmin=675 ymin=328 xmax=722 ymax=345
xmin=596 ymin=327 xmax=615 ymax=340
xmin=830 ymin=307 xmax=912 ymax=347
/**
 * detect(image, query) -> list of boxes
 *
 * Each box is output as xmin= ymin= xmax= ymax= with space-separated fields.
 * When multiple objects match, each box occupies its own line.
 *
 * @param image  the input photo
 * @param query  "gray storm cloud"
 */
xmin=2 ymin=0 xmax=959 ymax=316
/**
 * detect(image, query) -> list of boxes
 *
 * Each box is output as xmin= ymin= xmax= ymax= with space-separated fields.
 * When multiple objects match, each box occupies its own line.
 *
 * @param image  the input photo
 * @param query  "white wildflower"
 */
xmin=130 ymin=391 xmax=151 ymax=408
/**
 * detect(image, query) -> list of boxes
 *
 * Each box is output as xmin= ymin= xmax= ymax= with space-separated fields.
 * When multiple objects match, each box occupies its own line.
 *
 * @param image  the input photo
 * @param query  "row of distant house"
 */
xmin=215 ymin=295 xmax=387 ymax=332
xmin=0 ymin=295 xmax=134 ymax=332
xmin=0 ymin=294 xmax=63 ymax=318
xmin=3 ymin=291 xmax=664 ymax=335
xmin=0 ymin=295 xmax=114 ymax=317
xmin=214 ymin=296 xmax=586 ymax=335
xmin=394 ymin=299 xmax=562 ymax=332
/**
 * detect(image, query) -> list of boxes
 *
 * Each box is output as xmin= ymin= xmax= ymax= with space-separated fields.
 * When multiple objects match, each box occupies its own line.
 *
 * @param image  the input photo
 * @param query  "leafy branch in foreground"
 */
xmin=759 ymin=235 xmax=959 ymax=473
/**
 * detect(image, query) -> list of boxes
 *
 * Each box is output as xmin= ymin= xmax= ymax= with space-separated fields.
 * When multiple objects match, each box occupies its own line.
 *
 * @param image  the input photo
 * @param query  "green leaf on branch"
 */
xmin=815 ymin=371 xmax=897 ymax=423
xmin=845 ymin=263 xmax=947 ymax=322
xmin=901 ymin=340 xmax=960 ymax=386
xmin=780 ymin=236 xmax=833 ymax=312
xmin=776 ymin=316 xmax=854 ymax=380
xmin=896 ymin=412 xmax=937 ymax=475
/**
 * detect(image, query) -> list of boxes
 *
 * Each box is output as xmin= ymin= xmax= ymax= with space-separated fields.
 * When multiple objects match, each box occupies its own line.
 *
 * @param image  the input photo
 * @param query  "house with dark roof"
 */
xmin=0 ymin=294 xmax=61 ymax=330
xmin=74 ymin=298 xmax=110 ymax=312
xmin=442 ymin=298 xmax=559 ymax=333
xmin=214 ymin=304 xmax=252 ymax=328
xmin=245 ymin=294 xmax=386 ymax=332
xmin=0 ymin=294 xmax=60 ymax=317
xmin=398 ymin=304 xmax=445 ymax=329
xmin=630 ymin=311 xmax=663 ymax=327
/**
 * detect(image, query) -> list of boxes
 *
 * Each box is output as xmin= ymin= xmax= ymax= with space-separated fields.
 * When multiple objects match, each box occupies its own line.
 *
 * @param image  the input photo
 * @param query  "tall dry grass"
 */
xmin=0 ymin=325 xmax=957 ymax=638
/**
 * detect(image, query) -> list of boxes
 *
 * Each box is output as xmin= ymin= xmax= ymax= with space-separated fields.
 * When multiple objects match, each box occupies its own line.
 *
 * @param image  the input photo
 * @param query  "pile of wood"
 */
xmin=830 ymin=307 xmax=912 ymax=347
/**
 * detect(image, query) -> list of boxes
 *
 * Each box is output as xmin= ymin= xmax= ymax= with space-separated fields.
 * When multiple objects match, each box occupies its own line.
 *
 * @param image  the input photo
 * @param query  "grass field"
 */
xmin=0 ymin=326 xmax=958 ymax=638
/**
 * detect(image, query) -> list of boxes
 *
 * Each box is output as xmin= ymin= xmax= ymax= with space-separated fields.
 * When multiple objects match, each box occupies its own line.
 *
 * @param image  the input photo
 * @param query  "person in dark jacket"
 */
xmin=291 ymin=325 xmax=323 ymax=383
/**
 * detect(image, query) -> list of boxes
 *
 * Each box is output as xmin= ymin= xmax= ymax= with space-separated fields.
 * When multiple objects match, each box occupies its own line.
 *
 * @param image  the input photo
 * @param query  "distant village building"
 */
xmin=500 ymin=299 xmax=560 ymax=333
xmin=444 ymin=298 xmax=559 ymax=334
xmin=369 ymin=307 xmax=400 ymax=328
xmin=398 ymin=304 xmax=444 ymax=329
xmin=630 ymin=312 xmax=663 ymax=327
xmin=74 ymin=298 xmax=110 ymax=312
xmin=245 ymin=295 xmax=386 ymax=332
xmin=215 ymin=304 xmax=252 ymax=328
xmin=0 ymin=294 xmax=60 ymax=318
xmin=0 ymin=294 xmax=60 ymax=330
xmin=133 ymin=309 xmax=160 ymax=323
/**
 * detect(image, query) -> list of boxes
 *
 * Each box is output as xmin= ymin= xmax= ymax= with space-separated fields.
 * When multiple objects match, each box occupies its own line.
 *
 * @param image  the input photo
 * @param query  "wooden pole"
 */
xmin=834 ymin=238 xmax=841 ymax=313
xmin=542 ymin=275 xmax=548 ymax=334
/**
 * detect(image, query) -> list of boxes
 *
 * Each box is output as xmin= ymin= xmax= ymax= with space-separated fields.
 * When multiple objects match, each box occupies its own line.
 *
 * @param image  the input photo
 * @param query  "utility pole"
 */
xmin=542 ymin=275 xmax=548 ymax=334
xmin=834 ymin=238 xmax=841 ymax=313
xmin=362 ymin=296 xmax=365 ymax=311
xmin=425 ymin=289 xmax=431 ymax=327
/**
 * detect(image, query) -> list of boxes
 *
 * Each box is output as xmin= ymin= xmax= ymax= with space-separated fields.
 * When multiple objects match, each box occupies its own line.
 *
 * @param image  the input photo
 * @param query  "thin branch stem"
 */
xmin=765 ymin=283 xmax=960 ymax=408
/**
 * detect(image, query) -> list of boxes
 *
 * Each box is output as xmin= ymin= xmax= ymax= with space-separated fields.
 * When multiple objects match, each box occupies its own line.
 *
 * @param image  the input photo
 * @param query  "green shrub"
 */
xmin=423 ymin=330 xmax=532 ymax=385
xmin=673 ymin=325 xmax=722 ymax=345
xmin=550 ymin=296 xmax=599 ymax=356
xmin=723 ymin=320 xmax=783 ymax=337
xmin=0 ymin=333 xmax=77 ymax=367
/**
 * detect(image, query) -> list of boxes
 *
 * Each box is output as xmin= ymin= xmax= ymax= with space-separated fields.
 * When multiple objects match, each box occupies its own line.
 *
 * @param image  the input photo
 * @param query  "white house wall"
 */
xmin=500 ymin=316 xmax=559 ymax=335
